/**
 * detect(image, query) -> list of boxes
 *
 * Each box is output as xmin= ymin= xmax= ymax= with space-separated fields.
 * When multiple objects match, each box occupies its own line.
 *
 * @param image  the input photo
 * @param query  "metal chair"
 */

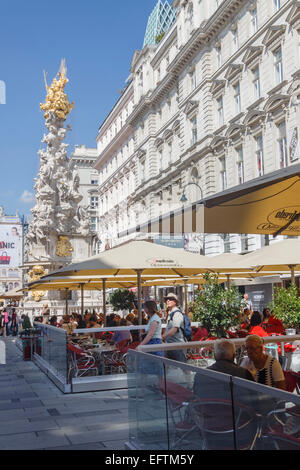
xmin=67 ymin=343 xmax=98 ymax=380
xmin=189 ymin=398 xmax=261 ymax=450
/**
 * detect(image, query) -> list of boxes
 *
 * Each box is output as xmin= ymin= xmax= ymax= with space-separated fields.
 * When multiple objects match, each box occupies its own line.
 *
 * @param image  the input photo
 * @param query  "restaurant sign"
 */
xmin=257 ymin=205 xmax=300 ymax=233
xmin=147 ymin=258 xmax=183 ymax=267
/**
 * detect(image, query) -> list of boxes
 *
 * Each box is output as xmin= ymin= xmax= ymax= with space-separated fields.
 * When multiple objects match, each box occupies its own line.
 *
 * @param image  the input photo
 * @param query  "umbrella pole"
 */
xmin=184 ymin=280 xmax=188 ymax=315
xmin=80 ymin=284 xmax=84 ymax=317
xmin=289 ymin=265 xmax=296 ymax=285
xmin=136 ymin=270 xmax=143 ymax=325
xmin=65 ymin=288 xmax=69 ymax=316
xmin=102 ymin=279 xmax=107 ymax=327
xmin=154 ymin=286 xmax=157 ymax=303
xmin=226 ymin=274 xmax=231 ymax=290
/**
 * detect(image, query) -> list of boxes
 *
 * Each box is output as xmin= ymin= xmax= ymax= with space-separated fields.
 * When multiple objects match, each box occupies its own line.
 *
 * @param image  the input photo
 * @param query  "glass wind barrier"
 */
xmin=232 ymin=377 xmax=300 ymax=450
xmin=34 ymin=322 xmax=68 ymax=384
xmin=127 ymin=349 xmax=300 ymax=450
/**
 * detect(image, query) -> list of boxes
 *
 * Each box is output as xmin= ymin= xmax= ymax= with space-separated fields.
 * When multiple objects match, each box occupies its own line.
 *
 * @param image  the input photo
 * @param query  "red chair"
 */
xmin=289 ymin=371 xmax=300 ymax=395
xmin=283 ymin=371 xmax=297 ymax=393
xmin=67 ymin=343 xmax=98 ymax=379
xmin=157 ymin=379 xmax=196 ymax=448
xmin=190 ymin=398 xmax=261 ymax=450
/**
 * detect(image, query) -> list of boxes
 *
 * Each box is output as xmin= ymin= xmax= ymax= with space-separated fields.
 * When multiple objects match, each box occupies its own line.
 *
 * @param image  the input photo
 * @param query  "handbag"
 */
xmin=0 ymin=252 xmax=10 ymax=265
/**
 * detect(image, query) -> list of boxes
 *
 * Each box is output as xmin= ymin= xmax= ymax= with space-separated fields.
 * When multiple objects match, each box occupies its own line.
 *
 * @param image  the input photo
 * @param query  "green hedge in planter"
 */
xmin=110 ymin=289 xmax=135 ymax=312
xmin=191 ymin=272 xmax=245 ymax=338
xmin=269 ymin=284 xmax=300 ymax=329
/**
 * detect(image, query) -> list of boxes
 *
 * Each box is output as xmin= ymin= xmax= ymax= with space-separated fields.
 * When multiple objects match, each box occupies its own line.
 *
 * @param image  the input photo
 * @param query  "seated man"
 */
xmin=207 ymin=340 xmax=255 ymax=380
xmin=193 ymin=339 xmax=254 ymax=403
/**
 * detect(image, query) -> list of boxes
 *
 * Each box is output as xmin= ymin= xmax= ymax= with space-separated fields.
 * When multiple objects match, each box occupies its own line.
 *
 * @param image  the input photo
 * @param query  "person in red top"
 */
xmin=263 ymin=308 xmax=285 ymax=335
xmin=249 ymin=311 xmax=268 ymax=337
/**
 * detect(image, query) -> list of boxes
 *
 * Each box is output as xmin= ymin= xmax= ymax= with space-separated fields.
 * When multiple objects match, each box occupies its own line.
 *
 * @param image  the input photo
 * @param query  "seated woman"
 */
xmin=61 ymin=315 xmax=77 ymax=337
xmin=76 ymin=314 xmax=86 ymax=329
xmin=249 ymin=311 xmax=268 ymax=337
xmin=240 ymin=308 xmax=250 ymax=331
xmin=138 ymin=301 xmax=164 ymax=357
xmin=49 ymin=315 xmax=58 ymax=327
xmin=263 ymin=308 xmax=285 ymax=334
xmin=192 ymin=326 xmax=208 ymax=341
xmin=241 ymin=335 xmax=286 ymax=390
xmin=111 ymin=318 xmax=132 ymax=346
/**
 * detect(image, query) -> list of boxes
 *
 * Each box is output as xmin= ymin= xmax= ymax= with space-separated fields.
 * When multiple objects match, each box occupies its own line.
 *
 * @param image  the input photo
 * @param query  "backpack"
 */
xmin=170 ymin=309 xmax=192 ymax=342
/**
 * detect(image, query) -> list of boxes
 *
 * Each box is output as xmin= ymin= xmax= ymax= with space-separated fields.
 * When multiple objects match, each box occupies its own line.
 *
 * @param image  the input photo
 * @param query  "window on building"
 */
xmin=190 ymin=69 xmax=197 ymax=90
xmin=168 ymin=141 xmax=173 ymax=165
xmin=278 ymin=121 xmax=288 ymax=168
xmin=234 ymin=82 xmax=241 ymax=114
xmin=90 ymin=217 xmax=97 ymax=232
xmin=241 ymin=234 xmax=249 ymax=252
xmin=236 ymin=146 xmax=244 ymax=184
xmin=232 ymin=27 xmax=239 ymax=52
xmin=91 ymin=179 xmax=98 ymax=185
xmin=251 ymin=7 xmax=258 ymax=34
xmin=216 ymin=45 xmax=222 ymax=68
xmin=222 ymin=234 xmax=231 ymax=253
xmin=188 ymin=3 xmax=194 ymax=32
xmin=274 ymin=47 xmax=283 ymax=84
xmin=253 ymin=66 xmax=261 ymax=100
xmin=220 ymin=156 xmax=227 ymax=191
xmin=255 ymin=134 xmax=264 ymax=176
xmin=140 ymin=160 xmax=146 ymax=183
xmin=217 ymin=96 xmax=224 ymax=127
xmin=274 ymin=0 xmax=281 ymax=12
xmin=191 ymin=117 xmax=198 ymax=145
xmin=90 ymin=196 xmax=99 ymax=209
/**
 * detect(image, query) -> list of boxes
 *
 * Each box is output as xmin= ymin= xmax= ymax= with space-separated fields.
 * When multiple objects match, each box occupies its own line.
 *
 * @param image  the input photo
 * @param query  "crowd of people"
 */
xmin=0 ymin=293 xmax=295 ymax=394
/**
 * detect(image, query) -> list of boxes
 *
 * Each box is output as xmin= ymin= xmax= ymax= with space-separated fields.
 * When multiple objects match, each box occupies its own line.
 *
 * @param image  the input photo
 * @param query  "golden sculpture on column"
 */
xmin=40 ymin=59 xmax=74 ymax=121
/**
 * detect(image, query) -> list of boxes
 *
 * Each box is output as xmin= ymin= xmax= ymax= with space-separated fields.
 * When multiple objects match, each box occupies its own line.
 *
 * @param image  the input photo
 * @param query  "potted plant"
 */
xmin=191 ymin=272 xmax=245 ymax=338
xmin=110 ymin=289 xmax=136 ymax=313
xmin=269 ymin=284 xmax=300 ymax=331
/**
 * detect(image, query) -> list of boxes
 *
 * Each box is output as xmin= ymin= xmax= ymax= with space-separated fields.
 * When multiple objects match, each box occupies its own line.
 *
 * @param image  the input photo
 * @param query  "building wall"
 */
xmin=94 ymin=0 xmax=300 ymax=254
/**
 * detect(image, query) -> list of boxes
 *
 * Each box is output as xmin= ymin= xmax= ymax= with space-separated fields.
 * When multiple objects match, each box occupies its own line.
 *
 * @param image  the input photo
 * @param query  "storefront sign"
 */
xmin=257 ymin=205 xmax=300 ymax=233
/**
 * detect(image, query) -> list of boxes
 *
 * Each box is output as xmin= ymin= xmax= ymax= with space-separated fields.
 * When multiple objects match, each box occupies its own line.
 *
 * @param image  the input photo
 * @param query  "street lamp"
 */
xmin=180 ymin=182 xmax=203 ymax=203
xmin=180 ymin=182 xmax=205 ymax=255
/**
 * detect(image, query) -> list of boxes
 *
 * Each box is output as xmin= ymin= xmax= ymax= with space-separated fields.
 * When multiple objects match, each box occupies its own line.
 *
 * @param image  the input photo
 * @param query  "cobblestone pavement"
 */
xmin=0 ymin=337 xmax=129 ymax=450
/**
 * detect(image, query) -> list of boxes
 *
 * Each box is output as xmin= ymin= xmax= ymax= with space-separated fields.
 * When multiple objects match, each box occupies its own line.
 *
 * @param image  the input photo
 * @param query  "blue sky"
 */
xmin=0 ymin=0 xmax=157 ymax=217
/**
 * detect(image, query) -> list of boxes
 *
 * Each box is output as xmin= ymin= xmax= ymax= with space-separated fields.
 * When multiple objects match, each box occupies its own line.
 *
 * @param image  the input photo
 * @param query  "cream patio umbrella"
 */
xmin=29 ymin=240 xmax=217 ymax=324
xmin=241 ymin=239 xmax=300 ymax=283
xmin=27 ymin=277 xmax=140 ymax=322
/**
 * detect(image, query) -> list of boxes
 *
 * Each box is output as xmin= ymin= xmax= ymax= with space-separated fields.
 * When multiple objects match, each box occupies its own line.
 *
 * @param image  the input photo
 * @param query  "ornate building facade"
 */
xmin=95 ymin=0 xmax=300 ymax=255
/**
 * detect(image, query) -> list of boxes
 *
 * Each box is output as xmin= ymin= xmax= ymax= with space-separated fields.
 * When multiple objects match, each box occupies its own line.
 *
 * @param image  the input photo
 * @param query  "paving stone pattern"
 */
xmin=0 ymin=338 xmax=129 ymax=450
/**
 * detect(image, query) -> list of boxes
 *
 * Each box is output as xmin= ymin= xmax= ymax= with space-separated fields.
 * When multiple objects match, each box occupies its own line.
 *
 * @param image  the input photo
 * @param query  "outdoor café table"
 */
xmin=87 ymin=344 xmax=117 ymax=375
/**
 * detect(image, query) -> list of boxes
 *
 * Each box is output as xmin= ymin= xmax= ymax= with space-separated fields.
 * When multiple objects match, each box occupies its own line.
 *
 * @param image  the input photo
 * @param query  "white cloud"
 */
xmin=19 ymin=190 xmax=35 ymax=204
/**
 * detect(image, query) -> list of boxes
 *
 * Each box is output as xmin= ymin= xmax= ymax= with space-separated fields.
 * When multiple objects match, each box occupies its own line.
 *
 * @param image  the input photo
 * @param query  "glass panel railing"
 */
xmin=127 ymin=348 xmax=300 ymax=450
xmin=34 ymin=323 xmax=68 ymax=384
xmin=127 ymin=350 xmax=168 ymax=450
xmin=163 ymin=361 xmax=233 ymax=450
xmin=232 ymin=377 xmax=300 ymax=450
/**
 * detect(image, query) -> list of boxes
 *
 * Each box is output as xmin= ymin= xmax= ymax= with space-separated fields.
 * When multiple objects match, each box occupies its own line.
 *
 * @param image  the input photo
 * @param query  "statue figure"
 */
xmin=40 ymin=59 xmax=74 ymax=121
xmin=56 ymin=236 xmax=73 ymax=257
